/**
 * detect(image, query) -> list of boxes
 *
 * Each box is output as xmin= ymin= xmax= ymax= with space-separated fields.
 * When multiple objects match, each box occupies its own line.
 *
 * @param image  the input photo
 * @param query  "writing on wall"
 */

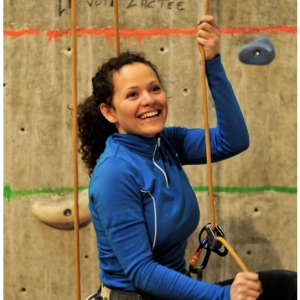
xmin=126 ymin=0 xmax=185 ymax=10
xmin=58 ymin=0 xmax=185 ymax=16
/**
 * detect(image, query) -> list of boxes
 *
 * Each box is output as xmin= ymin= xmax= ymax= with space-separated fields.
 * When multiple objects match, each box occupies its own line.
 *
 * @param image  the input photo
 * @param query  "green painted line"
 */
xmin=3 ymin=185 xmax=297 ymax=202
xmin=3 ymin=185 xmax=87 ymax=202
xmin=193 ymin=186 xmax=297 ymax=193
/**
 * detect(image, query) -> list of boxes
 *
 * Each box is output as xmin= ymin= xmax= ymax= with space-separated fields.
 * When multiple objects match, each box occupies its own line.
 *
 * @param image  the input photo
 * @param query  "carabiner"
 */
xmin=85 ymin=293 xmax=102 ymax=300
xmin=85 ymin=286 xmax=102 ymax=300
xmin=199 ymin=223 xmax=228 ymax=257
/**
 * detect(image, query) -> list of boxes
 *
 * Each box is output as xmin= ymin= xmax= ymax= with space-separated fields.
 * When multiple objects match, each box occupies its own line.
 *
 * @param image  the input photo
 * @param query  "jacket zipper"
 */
xmin=153 ymin=137 xmax=169 ymax=188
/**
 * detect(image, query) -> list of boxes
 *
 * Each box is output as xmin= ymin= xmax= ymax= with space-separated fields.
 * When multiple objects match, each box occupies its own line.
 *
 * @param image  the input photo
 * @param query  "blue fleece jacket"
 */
xmin=89 ymin=55 xmax=249 ymax=300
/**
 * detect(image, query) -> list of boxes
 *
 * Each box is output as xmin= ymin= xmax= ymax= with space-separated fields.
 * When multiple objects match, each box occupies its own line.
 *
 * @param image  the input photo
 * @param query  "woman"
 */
xmin=78 ymin=16 xmax=296 ymax=300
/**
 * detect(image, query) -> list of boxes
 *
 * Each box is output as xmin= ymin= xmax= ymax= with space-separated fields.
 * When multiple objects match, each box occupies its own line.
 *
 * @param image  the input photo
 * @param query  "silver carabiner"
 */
xmin=85 ymin=292 xmax=102 ymax=300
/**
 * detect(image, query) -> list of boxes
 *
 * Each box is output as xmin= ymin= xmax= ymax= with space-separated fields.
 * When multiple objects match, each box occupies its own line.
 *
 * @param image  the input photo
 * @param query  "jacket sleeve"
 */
xmin=90 ymin=157 xmax=231 ymax=300
xmin=166 ymin=55 xmax=249 ymax=165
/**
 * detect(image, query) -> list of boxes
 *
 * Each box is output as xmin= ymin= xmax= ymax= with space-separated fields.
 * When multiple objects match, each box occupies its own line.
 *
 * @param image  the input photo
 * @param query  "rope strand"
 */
xmin=200 ymin=0 xmax=215 ymax=230
xmin=217 ymin=237 xmax=249 ymax=272
xmin=71 ymin=0 xmax=81 ymax=299
xmin=198 ymin=0 xmax=249 ymax=273
xmin=113 ymin=0 xmax=120 ymax=57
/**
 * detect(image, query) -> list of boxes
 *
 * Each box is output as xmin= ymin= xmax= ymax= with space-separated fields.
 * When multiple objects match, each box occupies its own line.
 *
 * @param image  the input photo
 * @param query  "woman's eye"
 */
xmin=127 ymin=92 xmax=137 ymax=98
xmin=152 ymin=86 xmax=161 ymax=92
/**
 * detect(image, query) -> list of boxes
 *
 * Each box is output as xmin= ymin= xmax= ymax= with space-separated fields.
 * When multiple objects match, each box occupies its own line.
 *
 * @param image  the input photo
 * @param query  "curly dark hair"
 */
xmin=77 ymin=51 xmax=164 ymax=177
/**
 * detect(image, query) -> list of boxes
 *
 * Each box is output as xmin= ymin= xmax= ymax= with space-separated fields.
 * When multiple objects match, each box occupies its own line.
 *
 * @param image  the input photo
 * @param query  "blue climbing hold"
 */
xmin=238 ymin=37 xmax=275 ymax=65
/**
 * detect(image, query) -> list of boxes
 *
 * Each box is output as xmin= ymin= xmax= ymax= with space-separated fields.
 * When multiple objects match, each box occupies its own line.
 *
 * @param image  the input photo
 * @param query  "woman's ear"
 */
xmin=100 ymin=103 xmax=117 ymax=124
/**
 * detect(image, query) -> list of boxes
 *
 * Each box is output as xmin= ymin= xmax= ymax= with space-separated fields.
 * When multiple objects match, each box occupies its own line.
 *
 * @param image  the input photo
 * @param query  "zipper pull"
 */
xmin=157 ymin=137 xmax=161 ymax=147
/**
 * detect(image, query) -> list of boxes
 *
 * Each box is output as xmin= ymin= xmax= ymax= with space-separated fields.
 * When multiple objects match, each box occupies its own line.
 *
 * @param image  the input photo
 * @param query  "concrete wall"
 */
xmin=4 ymin=0 xmax=297 ymax=299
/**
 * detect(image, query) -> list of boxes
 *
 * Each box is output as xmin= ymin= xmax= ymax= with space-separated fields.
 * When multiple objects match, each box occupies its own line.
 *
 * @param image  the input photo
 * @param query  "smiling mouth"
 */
xmin=138 ymin=110 xmax=161 ymax=120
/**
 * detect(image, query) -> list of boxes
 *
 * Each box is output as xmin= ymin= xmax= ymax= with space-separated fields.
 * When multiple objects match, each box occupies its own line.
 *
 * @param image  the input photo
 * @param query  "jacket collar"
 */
xmin=111 ymin=132 xmax=160 ymax=157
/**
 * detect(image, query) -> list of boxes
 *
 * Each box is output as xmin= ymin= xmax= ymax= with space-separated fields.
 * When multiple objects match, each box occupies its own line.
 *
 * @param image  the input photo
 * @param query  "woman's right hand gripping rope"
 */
xmin=230 ymin=272 xmax=263 ymax=300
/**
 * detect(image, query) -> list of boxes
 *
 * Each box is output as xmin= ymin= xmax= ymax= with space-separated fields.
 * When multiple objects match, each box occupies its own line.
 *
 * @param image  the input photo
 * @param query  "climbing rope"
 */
xmin=71 ymin=0 xmax=81 ymax=299
xmin=199 ymin=0 xmax=216 ymax=230
xmin=113 ymin=0 xmax=120 ymax=57
xmin=188 ymin=0 xmax=250 ymax=278
xmin=217 ymin=237 xmax=249 ymax=272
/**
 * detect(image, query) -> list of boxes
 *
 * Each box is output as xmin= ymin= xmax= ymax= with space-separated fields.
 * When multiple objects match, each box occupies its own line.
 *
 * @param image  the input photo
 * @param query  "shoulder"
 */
xmin=89 ymin=156 xmax=142 ymax=209
xmin=161 ymin=126 xmax=189 ymax=141
xmin=91 ymin=156 xmax=140 ymax=186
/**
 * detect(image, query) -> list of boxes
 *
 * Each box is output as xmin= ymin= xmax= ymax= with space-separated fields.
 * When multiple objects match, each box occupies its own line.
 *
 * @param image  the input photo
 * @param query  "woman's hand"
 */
xmin=230 ymin=272 xmax=263 ymax=300
xmin=197 ymin=15 xmax=221 ymax=61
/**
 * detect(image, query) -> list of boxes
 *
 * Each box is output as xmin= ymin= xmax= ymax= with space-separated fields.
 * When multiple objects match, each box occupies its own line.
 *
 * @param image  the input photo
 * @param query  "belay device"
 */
xmin=188 ymin=223 xmax=228 ymax=280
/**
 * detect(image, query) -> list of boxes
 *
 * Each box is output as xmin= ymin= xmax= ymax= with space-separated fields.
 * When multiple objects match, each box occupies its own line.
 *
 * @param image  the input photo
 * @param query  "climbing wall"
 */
xmin=3 ymin=0 xmax=297 ymax=299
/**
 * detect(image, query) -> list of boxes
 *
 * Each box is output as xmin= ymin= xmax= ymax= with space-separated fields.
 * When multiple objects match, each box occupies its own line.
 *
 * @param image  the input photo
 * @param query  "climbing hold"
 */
xmin=31 ymin=189 xmax=91 ymax=230
xmin=238 ymin=37 xmax=275 ymax=65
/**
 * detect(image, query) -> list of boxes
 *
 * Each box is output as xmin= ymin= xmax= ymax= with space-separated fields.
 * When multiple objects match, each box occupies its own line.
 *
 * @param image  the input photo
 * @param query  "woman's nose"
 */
xmin=141 ymin=92 xmax=155 ymax=106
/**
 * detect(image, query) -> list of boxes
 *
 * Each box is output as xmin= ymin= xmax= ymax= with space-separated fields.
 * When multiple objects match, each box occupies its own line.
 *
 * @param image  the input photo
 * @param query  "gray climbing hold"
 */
xmin=238 ymin=37 xmax=275 ymax=65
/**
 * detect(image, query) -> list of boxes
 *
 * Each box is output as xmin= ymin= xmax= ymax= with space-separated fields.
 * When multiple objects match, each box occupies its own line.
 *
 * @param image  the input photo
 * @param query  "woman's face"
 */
xmin=103 ymin=62 xmax=168 ymax=138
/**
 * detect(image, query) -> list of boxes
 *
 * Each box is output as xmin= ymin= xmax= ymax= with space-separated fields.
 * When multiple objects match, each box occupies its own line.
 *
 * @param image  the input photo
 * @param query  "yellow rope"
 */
xmin=217 ymin=237 xmax=249 ymax=272
xmin=113 ymin=0 xmax=120 ymax=57
xmin=71 ymin=0 xmax=81 ymax=299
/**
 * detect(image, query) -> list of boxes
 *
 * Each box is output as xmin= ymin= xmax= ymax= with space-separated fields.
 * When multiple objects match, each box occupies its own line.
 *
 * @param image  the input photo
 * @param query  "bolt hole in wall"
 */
xmin=85 ymin=255 xmax=89 ymax=259
xmin=64 ymin=209 xmax=72 ymax=217
xmin=159 ymin=47 xmax=168 ymax=53
xmin=20 ymin=287 xmax=26 ymax=293
xmin=247 ymin=251 xmax=252 ymax=255
xmin=182 ymin=88 xmax=190 ymax=96
xmin=253 ymin=207 xmax=261 ymax=216
xmin=61 ymin=47 xmax=72 ymax=55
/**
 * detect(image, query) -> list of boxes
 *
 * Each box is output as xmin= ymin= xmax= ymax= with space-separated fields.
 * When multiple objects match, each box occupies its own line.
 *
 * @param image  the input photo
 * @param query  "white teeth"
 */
xmin=140 ymin=111 xmax=159 ymax=119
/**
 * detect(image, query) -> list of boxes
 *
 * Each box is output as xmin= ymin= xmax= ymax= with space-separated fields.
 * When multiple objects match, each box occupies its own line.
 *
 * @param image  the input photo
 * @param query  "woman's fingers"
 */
xmin=230 ymin=272 xmax=263 ymax=300
xmin=197 ymin=15 xmax=218 ymax=27
xmin=196 ymin=15 xmax=220 ymax=60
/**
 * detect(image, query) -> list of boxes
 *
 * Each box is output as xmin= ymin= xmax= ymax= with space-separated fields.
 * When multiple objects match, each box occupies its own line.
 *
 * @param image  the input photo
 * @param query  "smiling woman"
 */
xmin=100 ymin=62 xmax=168 ymax=138
xmin=77 ymin=52 xmax=166 ymax=176
xmin=77 ymin=15 xmax=296 ymax=300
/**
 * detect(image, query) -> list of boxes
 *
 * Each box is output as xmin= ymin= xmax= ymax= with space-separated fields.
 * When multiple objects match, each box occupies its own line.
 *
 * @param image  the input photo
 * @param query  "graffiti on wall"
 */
xmin=58 ymin=0 xmax=186 ymax=16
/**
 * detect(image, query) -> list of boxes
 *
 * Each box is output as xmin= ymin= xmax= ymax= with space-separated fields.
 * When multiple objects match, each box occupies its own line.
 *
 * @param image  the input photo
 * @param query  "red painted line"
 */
xmin=46 ymin=27 xmax=197 ymax=43
xmin=4 ymin=26 xmax=297 ymax=43
xmin=220 ymin=25 xmax=297 ymax=35
xmin=4 ymin=29 xmax=42 ymax=38
xmin=46 ymin=26 xmax=297 ymax=44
